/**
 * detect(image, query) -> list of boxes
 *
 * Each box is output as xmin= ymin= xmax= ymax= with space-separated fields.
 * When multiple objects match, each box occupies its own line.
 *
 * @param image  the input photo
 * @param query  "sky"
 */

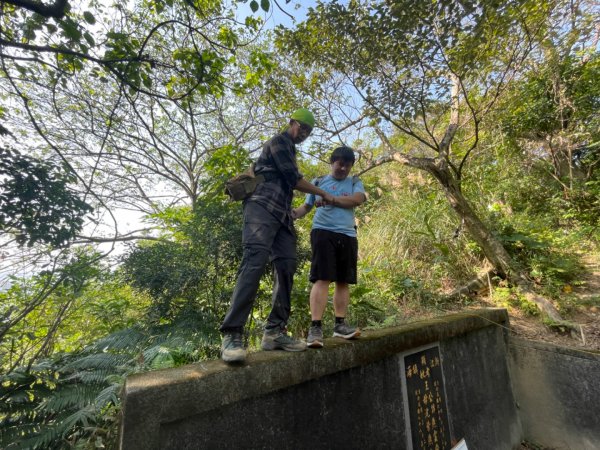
xmin=234 ymin=0 xmax=319 ymax=29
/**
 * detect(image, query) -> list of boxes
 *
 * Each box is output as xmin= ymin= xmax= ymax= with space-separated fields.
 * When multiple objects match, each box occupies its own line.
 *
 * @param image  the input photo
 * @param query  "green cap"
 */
xmin=290 ymin=108 xmax=315 ymax=128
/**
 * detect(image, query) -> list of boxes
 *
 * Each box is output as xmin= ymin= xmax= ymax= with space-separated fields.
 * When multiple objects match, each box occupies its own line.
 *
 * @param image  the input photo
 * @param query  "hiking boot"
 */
xmin=306 ymin=325 xmax=324 ymax=348
xmin=261 ymin=328 xmax=306 ymax=352
xmin=221 ymin=332 xmax=246 ymax=363
xmin=333 ymin=321 xmax=361 ymax=339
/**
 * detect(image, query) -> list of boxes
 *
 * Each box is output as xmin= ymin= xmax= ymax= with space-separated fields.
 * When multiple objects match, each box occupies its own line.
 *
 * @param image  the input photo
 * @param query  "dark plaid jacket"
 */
xmin=248 ymin=130 xmax=303 ymax=223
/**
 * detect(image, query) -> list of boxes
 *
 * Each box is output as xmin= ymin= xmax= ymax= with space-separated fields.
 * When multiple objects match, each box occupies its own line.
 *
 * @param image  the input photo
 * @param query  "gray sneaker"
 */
xmin=307 ymin=325 xmax=324 ymax=348
xmin=261 ymin=328 xmax=306 ymax=352
xmin=333 ymin=321 xmax=361 ymax=339
xmin=221 ymin=332 xmax=247 ymax=363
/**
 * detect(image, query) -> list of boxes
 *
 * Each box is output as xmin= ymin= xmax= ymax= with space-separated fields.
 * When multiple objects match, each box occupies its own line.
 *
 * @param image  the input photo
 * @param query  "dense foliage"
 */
xmin=0 ymin=148 xmax=92 ymax=247
xmin=0 ymin=0 xmax=598 ymax=448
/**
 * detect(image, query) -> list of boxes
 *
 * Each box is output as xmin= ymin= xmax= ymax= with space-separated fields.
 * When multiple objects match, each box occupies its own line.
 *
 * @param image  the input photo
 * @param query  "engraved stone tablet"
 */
xmin=404 ymin=345 xmax=452 ymax=450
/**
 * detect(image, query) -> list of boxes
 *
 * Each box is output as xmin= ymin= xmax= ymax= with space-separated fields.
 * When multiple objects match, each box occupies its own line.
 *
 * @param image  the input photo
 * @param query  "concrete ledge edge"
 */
xmin=508 ymin=336 xmax=600 ymax=359
xmin=121 ymin=308 xmax=508 ymax=429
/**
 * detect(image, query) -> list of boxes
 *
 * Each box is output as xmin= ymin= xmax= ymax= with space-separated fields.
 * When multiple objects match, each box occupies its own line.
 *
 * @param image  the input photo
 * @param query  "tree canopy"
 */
xmin=0 ymin=147 xmax=92 ymax=246
xmin=0 ymin=0 xmax=599 ymax=447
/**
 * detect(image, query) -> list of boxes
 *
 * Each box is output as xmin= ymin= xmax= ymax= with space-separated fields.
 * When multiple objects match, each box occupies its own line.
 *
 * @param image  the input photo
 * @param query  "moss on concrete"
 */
xmin=120 ymin=308 xmax=509 ymax=449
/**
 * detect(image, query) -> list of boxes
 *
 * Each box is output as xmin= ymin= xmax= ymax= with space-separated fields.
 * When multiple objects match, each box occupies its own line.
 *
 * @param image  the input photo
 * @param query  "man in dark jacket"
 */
xmin=220 ymin=108 xmax=334 ymax=363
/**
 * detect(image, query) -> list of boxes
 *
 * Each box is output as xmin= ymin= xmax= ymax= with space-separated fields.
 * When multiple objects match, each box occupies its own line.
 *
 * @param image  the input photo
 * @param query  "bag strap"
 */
xmin=247 ymin=163 xmax=266 ymax=184
xmin=313 ymin=175 xmax=326 ymax=187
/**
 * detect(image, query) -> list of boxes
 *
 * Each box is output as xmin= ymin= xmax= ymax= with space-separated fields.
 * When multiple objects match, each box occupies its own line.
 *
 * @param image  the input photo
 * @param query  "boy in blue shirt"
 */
xmin=292 ymin=146 xmax=366 ymax=348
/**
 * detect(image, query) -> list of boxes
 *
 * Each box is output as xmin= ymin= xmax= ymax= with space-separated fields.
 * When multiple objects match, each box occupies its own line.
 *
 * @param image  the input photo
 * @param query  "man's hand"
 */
xmin=322 ymin=193 xmax=335 ymax=205
xmin=316 ymin=193 xmax=335 ymax=207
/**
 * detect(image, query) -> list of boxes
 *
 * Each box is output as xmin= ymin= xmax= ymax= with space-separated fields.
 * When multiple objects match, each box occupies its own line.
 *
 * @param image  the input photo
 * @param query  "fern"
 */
xmin=1 ymin=423 xmax=41 ymax=449
xmin=87 ymin=327 xmax=147 ymax=352
xmin=9 ymin=407 xmax=90 ymax=450
xmin=65 ymin=369 xmax=114 ymax=384
xmin=37 ymin=385 xmax=100 ymax=413
xmin=94 ymin=384 xmax=120 ymax=410
xmin=62 ymin=353 xmax=132 ymax=372
xmin=59 ymin=405 xmax=97 ymax=435
xmin=2 ymin=318 xmax=222 ymax=449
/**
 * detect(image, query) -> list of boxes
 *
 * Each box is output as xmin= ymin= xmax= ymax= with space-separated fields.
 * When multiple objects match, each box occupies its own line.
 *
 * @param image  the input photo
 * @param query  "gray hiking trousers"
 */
xmin=219 ymin=201 xmax=297 ymax=333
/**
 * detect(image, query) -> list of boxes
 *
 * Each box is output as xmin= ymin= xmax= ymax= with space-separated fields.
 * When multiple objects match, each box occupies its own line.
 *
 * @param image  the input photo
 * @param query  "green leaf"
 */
xmin=244 ymin=15 xmax=261 ymax=30
xmin=83 ymin=31 xmax=95 ymax=47
xmin=250 ymin=0 xmax=259 ymax=12
xmin=60 ymin=20 xmax=81 ymax=41
xmin=152 ymin=0 xmax=165 ymax=14
xmin=433 ymin=243 xmax=450 ymax=257
xmin=23 ymin=27 xmax=36 ymax=41
xmin=151 ymin=351 xmax=175 ymax=369
xmin=260 ymin=0 xmax=270 ymax=12
xmin=141 ymin=73 xmax=152 ymax=89
xmin=83 ymin=11 xmax=96 ymax=25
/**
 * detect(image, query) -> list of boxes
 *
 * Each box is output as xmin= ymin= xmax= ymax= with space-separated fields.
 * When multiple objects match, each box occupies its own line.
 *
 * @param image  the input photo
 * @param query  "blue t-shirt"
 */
xmin=305 ymin=175 xmax=365 ymax=237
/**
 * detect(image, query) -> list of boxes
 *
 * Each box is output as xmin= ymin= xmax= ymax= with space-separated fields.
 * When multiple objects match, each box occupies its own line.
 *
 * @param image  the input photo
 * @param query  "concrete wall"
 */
xmin=119 ymin=309 xmax=522 ymax=450
xmin=508 ymin=338 xmax=600 ymax=450
xmin=443 ymin=325 xmax=522 ymax=447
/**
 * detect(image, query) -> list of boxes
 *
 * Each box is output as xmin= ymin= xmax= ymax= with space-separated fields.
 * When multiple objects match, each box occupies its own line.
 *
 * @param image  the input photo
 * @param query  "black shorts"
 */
xmin=309 ymin=229 xmax=358 ymax=284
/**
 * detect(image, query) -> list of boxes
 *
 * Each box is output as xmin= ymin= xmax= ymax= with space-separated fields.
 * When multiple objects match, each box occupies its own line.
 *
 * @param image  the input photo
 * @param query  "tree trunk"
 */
xmin=427 ymin=158 xmax=513 ymax=275
xmin=426 ymin=158 xmax=564 ymax=322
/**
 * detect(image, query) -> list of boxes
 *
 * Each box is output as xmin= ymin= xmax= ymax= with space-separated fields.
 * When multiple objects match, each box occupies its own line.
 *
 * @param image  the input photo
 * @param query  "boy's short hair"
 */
xmin=330 ymin=146 xmax=355 ymax=164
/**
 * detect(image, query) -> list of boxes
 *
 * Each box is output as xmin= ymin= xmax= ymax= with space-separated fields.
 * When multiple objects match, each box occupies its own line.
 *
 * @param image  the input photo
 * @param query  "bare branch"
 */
xmin=320 ymin=114 xmax=367 ymax=138
xmin=73 ymin=231 xmax=161 ymax=244
xmin=355 ymin=126 xmax=437 ymax=176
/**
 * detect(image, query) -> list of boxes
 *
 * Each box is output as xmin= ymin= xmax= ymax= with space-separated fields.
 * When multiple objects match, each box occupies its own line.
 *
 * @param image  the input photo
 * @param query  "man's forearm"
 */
xmin=332 ymin=193 xmax=366 ymax=208
xmin=295 ymin=177 xmax=329 ymax=198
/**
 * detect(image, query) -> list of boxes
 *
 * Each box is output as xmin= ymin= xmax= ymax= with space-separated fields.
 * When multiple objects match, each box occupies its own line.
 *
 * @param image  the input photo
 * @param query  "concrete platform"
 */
xmin=120 ymin=308 xmax=525 ymax=450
